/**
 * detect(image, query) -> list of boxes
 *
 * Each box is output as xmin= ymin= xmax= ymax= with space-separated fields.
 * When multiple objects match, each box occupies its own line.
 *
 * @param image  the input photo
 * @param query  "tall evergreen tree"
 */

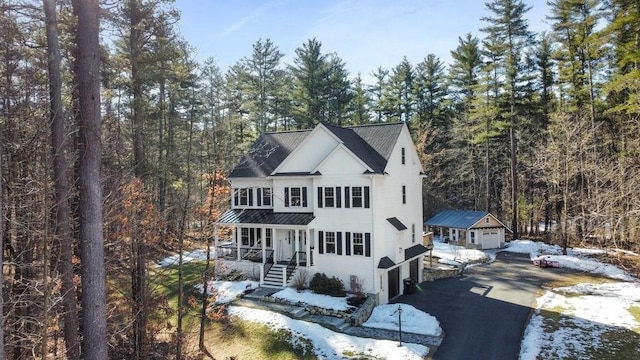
xmin=72 ymin=0 xmax=107 ymax=358
xmin=240 ymin=38 xmax=284 ymax=133
xmin=481 ymin=0 xmax=534 ymax=238
xmin=290 ymin=38 xmax=329 ymax=128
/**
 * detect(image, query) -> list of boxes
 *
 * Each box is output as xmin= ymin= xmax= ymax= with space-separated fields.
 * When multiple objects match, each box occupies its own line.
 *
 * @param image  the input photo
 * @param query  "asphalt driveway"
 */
xmin=394 ymin=252 xmax=577 ymax=360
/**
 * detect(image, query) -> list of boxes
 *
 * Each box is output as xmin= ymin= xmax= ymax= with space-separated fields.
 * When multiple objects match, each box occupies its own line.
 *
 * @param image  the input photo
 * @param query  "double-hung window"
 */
xmin=285 ymin=187 xmax=307 ymax=207
xmin=352 ymin=233 xmax=364 ymax=255
xmin=324 ymin=187 xmax=335 ymax=207
xmin=261 ymin=188 xmax=272 ymax=206
xmin=234 ymin=187 xmax=252 ymax=207
xmin=352 ymin=187 xmax=363 ymax=207
xmin=325 ymin=232 xmax=336 ymax=254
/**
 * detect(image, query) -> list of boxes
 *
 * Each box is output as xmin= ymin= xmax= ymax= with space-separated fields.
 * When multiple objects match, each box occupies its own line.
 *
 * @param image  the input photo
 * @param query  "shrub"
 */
xmin=309 ymin=273 xmax=346 ymax=297
xmin=291 ymin=268 xmax=310 ymax=291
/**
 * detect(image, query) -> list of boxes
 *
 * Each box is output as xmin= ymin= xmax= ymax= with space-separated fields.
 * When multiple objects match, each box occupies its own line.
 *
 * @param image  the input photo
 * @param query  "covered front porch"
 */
xmin=215 ymin=209 xmax=316 ymax=287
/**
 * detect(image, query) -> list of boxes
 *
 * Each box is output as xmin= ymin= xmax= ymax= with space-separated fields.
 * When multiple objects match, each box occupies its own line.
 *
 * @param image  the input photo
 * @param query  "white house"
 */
xmin=424 ymin=210 xmax=511 ymax=250
xmin=214 ymin=122 xmax=429 ymax=304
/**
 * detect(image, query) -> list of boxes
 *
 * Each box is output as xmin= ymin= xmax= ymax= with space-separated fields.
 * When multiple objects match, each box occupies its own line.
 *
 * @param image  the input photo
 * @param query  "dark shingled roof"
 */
xmin=228 ymin=130 xmax=310 ymax=178
xmin=386 ymin=217 xmax=407 ymax=231
xmin=377 ymin=256 xmax=396 ymax=269
xmin=228 ymin=123 xmax=405 ymax=178
xmin=405 ymin=244 xmax=429 ymax=261
xmin=216 ymin=209 xmax=315 ymax=226
xmin=424 ymin=210 xmax=490 ymax=229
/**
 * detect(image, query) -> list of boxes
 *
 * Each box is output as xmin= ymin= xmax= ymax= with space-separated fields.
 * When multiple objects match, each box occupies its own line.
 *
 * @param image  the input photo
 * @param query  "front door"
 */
xmin=410 ymin=258 xmax=419 ymax=282
xmin=388 ymin=268 xmax=400 ymax=299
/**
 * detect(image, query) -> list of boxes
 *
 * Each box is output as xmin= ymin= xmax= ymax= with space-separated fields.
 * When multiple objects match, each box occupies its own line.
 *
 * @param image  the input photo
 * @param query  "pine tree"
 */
xmin=481 ymin=0 xmax=535 ymax=238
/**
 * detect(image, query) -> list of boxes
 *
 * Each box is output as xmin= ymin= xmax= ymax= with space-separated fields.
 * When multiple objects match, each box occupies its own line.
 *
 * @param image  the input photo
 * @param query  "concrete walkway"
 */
xmin=231 ymin=287 xmax=443 ymax=348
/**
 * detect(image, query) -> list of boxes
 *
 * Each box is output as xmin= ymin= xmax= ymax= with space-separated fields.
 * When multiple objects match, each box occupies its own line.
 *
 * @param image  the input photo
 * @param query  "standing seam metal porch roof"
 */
xmin=216 ymin=209 xmax=315 ymax=226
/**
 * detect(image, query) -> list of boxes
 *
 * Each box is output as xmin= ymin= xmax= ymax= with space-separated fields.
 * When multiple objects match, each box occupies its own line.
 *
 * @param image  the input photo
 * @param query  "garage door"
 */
xmin=481 ymin=230 xmax=500 ymax=249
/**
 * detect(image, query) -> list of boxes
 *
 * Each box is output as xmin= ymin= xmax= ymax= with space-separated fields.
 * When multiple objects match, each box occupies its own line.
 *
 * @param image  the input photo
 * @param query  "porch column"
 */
xmin=305 ymin=228 xmax=311 ymax=267
xmin=272 ymin=227 xmax=277 ymax=263
xmin=260 ymin=227 xmax=266 ymax=263
xmin=295 ymin=229 xmax=300 ymax=264
xmin=235 ymin=226 xmax=241 ymax=261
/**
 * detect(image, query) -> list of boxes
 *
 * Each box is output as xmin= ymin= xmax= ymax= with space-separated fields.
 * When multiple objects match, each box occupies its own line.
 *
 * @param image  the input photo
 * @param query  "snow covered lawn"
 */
xmin=431 ymin=239 xmax=490 ymax=264
xmin=272 ymin=287 xmax=354 ymax=311
xmin=193 ymin=280 xmax=259 ymax=303
xmin=228 ymin=306 xmax=430 ymax=360
xmin=503 ymin=240 xmax=635 ymax=281
xmin=520 ymin=281 xmax=640 ymax=359
xmin=362 ymin=303 xmax=442 ymax=336
xmin=504 ymin=240 xmax=640 ymax=359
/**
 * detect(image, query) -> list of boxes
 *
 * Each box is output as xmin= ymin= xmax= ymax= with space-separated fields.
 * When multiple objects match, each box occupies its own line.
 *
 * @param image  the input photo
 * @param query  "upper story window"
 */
xmin=284 ymin=186 xmax=307 ymax=207
xmin=402 ymin=185 xmax=406 ymax=204
xmin=401 ymin=147 xmax=406 ymax=165
xmin=346 ymin=186 xmax=369 ymax=208
xmin=352 ymin=187 xmax=363 ymax=207
xmin=411 ymin=224 xmax=416 ymax=243
xmin=234 ymin=187 xmax=253 ymax=207
xmin=324 ymin=187 xmax=335 ymax=207
xmin=317 ymin=186 xmax=342 ymax=208
xmin=257 ymin=187 xmax=272 ymax=207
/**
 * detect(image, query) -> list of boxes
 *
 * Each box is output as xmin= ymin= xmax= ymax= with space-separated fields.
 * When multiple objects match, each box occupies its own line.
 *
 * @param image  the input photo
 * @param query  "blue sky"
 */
xmin=175 ymin=0 xmax=550 ymax=83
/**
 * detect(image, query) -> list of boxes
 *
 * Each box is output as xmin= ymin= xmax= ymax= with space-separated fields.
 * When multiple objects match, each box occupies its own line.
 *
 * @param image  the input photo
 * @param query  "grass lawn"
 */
xmin=152 ymin=261 xmax=318 ymax=359
xmin=529 ymin=273 xmax=640 ymax=360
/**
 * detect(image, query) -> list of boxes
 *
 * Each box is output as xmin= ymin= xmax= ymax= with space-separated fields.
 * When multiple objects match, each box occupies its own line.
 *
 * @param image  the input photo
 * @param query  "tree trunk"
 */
xmin=0 ymin=88 xmax=5 ymax=360
xmin=72 ymin=0 xmax=107 ymax=359
xmin=43 ymin=1 xmax=81 ymax=358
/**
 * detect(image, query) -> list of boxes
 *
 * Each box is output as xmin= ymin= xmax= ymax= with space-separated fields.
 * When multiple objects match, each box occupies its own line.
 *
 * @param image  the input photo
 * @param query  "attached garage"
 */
xmin=425 ymin=210 xmax=511 ymax=250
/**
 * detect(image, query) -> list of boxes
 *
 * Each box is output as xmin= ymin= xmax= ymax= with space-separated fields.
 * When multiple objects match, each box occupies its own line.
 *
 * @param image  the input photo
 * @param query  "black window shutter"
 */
xmin=302 ymin=187 xmax=308 ymax=207
xmin=345 ymin=232 xmax=351 ymax=255
xmin=336 ymin=187 xmax=341 ymax=208
xmin=337 ymin=232 xmax=343 ymax=255
xmin=257 ymin=188 xmax=262 ymax=206
xmin=248 ymin=188 xmax=254 ymax=206
xmin=364 ymin=186 xmax=370 ymax=208
xmin=344 ymin=187 xmax=350 ymax=208
xmin=317 ymin=187 xmax=323 ymax=208
xmin=365 ymin=233 xmax=371 ymax=257
xmin=318 ymin=231 xmax=324 ymax=254
xmin=284 ymin=187 xmax=289 ymax=207
xmin=234 ymin=189 xmax=239 ymax=206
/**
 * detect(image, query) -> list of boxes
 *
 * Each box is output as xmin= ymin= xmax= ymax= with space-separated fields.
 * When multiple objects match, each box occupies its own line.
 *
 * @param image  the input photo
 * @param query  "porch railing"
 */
xmin=286 ymin=252 xmax=297 ymax=282
xmin=216 ymin=244 xmax=274 ymax=263
xmin=263 ymin=250 xmax=274 ymax=278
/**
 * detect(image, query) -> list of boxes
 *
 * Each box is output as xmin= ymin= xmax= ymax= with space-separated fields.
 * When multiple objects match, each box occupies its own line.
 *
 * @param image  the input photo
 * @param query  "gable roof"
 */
xmin=228 ymin=122 xmax=405 ymax=178
xmin=228 ymin=130 xmax=310 ymax=178
xmin=425 ymin=210 xmax=497 ymax=229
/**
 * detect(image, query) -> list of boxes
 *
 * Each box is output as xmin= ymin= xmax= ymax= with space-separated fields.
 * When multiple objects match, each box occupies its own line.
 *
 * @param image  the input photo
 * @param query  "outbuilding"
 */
xmin=424 ymin=210 xmax=511 ymax=250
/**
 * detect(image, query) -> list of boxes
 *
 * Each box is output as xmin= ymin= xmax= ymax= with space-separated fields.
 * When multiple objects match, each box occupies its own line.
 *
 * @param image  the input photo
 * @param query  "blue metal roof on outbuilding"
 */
xmin=424 ymin=210 xmax=490 ymax=229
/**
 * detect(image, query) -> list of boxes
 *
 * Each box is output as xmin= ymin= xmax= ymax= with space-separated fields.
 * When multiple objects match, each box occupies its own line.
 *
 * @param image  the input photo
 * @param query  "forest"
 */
xmin=0 ymin=0 xmax=639 ymax=358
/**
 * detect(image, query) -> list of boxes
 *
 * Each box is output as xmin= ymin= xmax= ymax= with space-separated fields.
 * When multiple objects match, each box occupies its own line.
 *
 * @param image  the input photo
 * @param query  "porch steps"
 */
xmin=263 ymin=264 xmax=287 ymax=287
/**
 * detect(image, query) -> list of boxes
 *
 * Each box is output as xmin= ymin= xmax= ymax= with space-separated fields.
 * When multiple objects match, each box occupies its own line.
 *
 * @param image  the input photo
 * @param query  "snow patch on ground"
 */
xmin=272 ymin=288 xmax=354 ymax=311
xmin=193 ymin=280 xmax=259 ymax=304
xmin=228 ymin=306 xmax=429 ymax=360
xmin=503 ymin=240 xmax=636 ymax=281
xmin=520 ymin=282 xmax=640 ymax=359
xmin=362 ymin=303 xmax=442 ymax=336
xmin=431 ymin=240 xmax=488 ymax=263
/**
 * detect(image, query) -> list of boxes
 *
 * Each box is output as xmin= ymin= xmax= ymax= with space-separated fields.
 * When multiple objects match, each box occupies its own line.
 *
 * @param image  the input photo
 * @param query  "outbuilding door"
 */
xmin=388 ymin=268 xmax=400 ymax=299
xmin=481 ymin=230 xmax=501 ymax=249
